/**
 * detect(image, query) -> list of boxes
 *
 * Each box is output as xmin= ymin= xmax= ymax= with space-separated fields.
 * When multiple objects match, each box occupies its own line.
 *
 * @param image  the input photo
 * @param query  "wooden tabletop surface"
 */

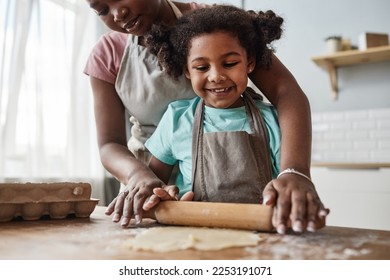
xmin=1 ymin=206 xmax=389 ymax=260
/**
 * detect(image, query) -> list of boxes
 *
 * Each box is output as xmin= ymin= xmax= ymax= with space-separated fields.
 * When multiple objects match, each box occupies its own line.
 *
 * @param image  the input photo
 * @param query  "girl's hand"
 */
xmin=142 ymin=188 xmax=194 ymax=211
xmin=262 ymin=174 xmax=329 ymax=234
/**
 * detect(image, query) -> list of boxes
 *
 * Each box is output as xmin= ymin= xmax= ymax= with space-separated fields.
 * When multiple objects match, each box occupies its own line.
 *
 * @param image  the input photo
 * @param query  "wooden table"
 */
xmin=1 ymin=206 xmax=389 ymax=260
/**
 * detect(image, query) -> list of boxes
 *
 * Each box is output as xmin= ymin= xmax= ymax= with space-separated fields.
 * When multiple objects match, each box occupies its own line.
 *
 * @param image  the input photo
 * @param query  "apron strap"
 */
xmin=166 ymin=0 xmax=183 ymax=18
xmin=243 ymin=90 xmax=273 ymax=183
xmin=191 ymin=98 xmax=209 ymax=200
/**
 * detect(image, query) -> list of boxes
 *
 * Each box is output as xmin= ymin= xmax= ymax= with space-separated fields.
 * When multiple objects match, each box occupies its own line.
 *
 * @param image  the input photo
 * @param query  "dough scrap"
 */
xmin=126 ymin=226 xmax=260 ymax=252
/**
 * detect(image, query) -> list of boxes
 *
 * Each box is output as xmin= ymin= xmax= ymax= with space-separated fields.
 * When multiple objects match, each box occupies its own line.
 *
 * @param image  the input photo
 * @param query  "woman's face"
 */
xmin=185 ymin=31 xmax=255 ymax=109
xmin=86 ymin=0 xmax=162 ymax=36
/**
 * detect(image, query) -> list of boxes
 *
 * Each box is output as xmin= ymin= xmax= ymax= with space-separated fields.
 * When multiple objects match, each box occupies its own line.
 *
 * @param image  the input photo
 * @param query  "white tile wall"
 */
xmin=312 ymin=108 xmax=390 ymax=163
xmin=312 ymin=108 xmax=390 ymax=230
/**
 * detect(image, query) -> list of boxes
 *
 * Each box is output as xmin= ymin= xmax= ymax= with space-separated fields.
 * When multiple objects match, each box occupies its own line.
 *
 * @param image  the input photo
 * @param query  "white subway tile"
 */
xmin=311 ymin=108 xmax=390 ymax=163
xmin=312 ymin=133 xmax=324 ymax=142
xmin=345 ymin=110 xmax=368 ymax=121
xmin=352 ymin=120 xmax=376 ymax=129
xmin=370 ymin=150 xmax=390 ymax=161
xmin=323 ymin=131 xmax=345 ymax=141
xmin=370 ymin=130 xmax=390 ymax=139
xmin=322 ymin=151 xmax=346 ymax=161
xmin=312 ymin=141 xmax=331 ymax=151
xmin=368 ymin=109 xmax=390 ymax=119
xmin=346 ymin=151 xmax=371 ymax=161
xmin=346 ymin=130 xmax=369 ymax=140
xmin=378 ymin=140 xmax=390 ymax=149
xmin=330 ymin=122 xmax=351 ymax=130
xmin=323 ymin=112 xmax=345 ymax=121
xmin=330 ymin=141 xmax=351 ymax=150
xmin=312 ymin=153 xmax=323 ymax=161
xmin=353 ymin=140 xmax=377 ymax=149
xmin=377 ymin=120 xmax=390 ymax=129
xmin=311 ymin=113 xmax=323 ymax=123
xmin=312 ymin=123 xmax=330 ymax=132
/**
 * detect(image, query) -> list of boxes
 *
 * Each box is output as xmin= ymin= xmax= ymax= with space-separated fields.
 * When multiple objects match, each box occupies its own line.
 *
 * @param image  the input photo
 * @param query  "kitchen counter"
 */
xmin=1 ymin=206 xmax=389 ymax=260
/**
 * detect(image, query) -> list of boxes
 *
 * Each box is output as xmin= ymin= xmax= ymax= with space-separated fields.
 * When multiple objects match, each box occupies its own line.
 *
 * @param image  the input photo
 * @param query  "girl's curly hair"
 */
xmin=145 ymin=5 xmax=283 ymax=78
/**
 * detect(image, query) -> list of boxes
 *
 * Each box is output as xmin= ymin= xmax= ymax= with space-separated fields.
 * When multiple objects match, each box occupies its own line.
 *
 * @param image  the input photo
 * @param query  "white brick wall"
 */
xmin=312 ymin=108 xmax=390 ymax=230
xmin=312 ymin=108 xmax=390 ymax=163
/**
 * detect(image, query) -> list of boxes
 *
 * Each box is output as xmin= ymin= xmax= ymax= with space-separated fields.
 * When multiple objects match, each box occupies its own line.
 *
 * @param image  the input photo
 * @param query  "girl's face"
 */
xmin=86 ymin=0 xmax=166 ymax=36
xmin=185 ymin=32 xmax=255 ymax=109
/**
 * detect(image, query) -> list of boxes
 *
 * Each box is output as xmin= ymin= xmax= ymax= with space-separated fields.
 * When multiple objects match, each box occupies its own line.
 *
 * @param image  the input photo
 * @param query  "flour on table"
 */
xmin=126 ymin=226 xmax=261 ymax=252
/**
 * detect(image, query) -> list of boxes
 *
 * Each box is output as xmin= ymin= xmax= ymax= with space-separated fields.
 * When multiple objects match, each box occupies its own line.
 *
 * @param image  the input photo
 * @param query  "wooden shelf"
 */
xmin=311 ymin=162 xmax=390 ymax=169
xmin=311 ymin=45 xmax=390 ymax=100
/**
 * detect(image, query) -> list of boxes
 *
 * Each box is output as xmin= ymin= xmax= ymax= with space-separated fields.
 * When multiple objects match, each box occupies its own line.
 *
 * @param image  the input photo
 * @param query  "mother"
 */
xmin=84 ymin=0 xmax=327 ymax=234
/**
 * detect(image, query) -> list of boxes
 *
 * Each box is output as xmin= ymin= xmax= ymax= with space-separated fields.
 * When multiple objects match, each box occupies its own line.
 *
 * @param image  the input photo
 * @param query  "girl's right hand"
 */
xmin=142 ymin=187 xmax=195 ymax=211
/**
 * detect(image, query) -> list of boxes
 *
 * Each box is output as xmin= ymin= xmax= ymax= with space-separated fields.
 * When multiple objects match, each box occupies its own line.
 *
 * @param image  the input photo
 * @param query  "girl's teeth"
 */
xmin=214 ymin=88 xmax=227 ymax=93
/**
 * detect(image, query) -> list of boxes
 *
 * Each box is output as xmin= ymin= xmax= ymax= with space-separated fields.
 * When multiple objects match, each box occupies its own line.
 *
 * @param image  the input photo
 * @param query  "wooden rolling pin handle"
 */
xmin=143 ymin=201 xmax=275 ymax=232
xmin=143 ymin=201 xmax=326 ymax=232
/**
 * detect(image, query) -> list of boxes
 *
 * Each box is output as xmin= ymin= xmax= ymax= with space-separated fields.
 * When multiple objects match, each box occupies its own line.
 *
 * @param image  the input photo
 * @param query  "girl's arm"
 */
xmin=142 ymin=156 xmax=181 ymax=210
xmin=148 ymin=156 xmax=175 ymax=185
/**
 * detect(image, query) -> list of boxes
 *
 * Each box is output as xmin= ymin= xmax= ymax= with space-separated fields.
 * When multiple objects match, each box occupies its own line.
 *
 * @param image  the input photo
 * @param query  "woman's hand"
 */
xmin=104 ymin=167 xmax=166 ymax=227
xmin=262 ymin=174 xmax=329 ymax=234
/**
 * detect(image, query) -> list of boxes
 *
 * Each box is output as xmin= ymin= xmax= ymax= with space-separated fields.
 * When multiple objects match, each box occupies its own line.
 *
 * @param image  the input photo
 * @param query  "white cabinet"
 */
xmin=312 ymin=167 xmax=390 ymax=231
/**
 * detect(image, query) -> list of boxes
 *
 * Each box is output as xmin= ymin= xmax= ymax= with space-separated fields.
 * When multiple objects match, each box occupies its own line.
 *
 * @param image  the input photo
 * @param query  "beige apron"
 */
xmin=191 ymin=89 xmax=273 ymax=203
xmin=115 ymin=1 xmax=195 ymax=163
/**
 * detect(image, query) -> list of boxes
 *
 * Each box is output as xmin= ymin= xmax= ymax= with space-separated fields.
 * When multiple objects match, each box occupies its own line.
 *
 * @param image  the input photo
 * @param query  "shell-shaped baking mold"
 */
xmin=0 ymin=182 xmax=99 ymax=222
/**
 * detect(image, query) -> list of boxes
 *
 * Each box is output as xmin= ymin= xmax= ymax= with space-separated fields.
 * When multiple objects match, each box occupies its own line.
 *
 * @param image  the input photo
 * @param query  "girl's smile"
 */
xmin=206 ymin=86 xmax=234 ymax=97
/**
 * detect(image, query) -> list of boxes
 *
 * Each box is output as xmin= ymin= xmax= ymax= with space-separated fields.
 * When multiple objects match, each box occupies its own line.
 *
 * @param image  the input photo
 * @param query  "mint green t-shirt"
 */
xmin=144 ymin=96 xmax=281 ymax=197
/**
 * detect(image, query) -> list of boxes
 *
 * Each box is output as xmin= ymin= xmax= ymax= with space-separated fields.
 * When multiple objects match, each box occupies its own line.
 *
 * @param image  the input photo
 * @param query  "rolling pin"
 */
xmin=143 ymin=201 xmax=326 ymax=232
xmin=143 ymin=201 xmax=274 ymax=231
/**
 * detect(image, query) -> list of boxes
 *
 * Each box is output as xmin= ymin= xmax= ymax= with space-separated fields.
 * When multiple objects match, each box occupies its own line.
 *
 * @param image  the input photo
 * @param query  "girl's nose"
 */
xmin=208 ymin=69 xmax=227 ymax=83
xmin=113 ymin=7 xmax=128 ymax=22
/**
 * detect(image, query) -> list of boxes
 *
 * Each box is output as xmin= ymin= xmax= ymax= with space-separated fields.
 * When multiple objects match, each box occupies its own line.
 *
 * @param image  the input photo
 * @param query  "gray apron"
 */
xmin=191 ymin=89 xmax=273 ymax=203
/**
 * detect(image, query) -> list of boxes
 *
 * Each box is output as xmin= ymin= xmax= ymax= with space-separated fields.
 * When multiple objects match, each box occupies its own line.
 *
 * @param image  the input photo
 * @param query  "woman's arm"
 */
xmin=250 ymin=54 xmax=312 ymax=175
xmin=90 ymin=76 xmax=165 ymax=226
xmin=249 ymin=54 xmax=328 ymax=234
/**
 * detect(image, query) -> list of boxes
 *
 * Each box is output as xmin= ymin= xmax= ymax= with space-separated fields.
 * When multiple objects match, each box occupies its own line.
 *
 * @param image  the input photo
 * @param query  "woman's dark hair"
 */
xmin=145 ymin=5 xmax=283 ymax=78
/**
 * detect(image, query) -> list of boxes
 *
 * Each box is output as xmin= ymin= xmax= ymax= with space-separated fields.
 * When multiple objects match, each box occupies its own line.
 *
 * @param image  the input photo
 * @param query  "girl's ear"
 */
xmin=184 ymin=66 xmax=191 ymax=79
xmin=247 ymin=57 xmax=256 ymax=74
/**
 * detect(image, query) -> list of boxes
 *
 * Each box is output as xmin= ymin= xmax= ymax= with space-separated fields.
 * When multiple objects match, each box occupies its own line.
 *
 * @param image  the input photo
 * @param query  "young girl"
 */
xmin=85 ymin=0 xmax=324 ymax=233
xmin=143 ymin=5 xmax=328 ymax=233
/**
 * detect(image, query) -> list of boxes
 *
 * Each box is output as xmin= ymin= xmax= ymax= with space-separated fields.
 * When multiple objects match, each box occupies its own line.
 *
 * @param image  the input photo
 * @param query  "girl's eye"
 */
xmin=193 ymin=65 xmax=209 ymax=72
xmin=225 ymin=61 xmax=239 ymax=68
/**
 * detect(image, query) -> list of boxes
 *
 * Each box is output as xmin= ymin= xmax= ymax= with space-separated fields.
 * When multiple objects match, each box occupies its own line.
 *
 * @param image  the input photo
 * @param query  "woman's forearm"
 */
xmin=274 ymin=86 xmax=312 ymax=177
xmin=99 ymin=142 xmax=151 ymax=185
xmin=250 ymin=54 xmax=312 ymax=176
xmin=90 ymin=76 xmax=158 ymax=185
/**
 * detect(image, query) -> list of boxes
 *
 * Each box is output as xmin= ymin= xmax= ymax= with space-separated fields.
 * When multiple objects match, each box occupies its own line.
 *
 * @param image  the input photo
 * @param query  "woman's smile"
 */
xmin=123 ymin=16 xmax=140 ymax=33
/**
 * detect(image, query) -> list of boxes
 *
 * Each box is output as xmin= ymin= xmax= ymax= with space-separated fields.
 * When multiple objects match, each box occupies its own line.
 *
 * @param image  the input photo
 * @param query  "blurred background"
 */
xmin=1 ymin=0 xmax=389 ymax=230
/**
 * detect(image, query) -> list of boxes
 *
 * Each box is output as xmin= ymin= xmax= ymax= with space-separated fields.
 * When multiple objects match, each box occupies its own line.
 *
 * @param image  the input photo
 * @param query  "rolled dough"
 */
xmin=126 ymin=226 xmax=260 ymax=252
